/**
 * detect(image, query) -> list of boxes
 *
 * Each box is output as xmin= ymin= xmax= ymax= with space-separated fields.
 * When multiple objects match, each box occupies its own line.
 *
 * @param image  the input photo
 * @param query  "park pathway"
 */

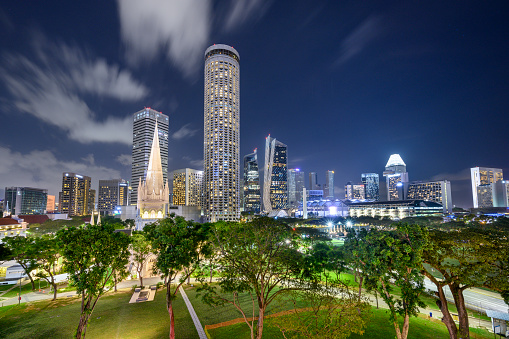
xmin=179 ymin=285 xmax=207 ymax=339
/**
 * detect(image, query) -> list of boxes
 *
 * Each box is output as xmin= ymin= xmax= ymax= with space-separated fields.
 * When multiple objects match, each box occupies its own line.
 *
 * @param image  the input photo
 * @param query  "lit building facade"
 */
xmin=203 ymin=44 xmax=240 ymax=222
xmin=407 ymin=180 xmax=452 ymax=213
xmin=493 ymin=181 xmax=509 ymax=207
xmin=288 ymin=168 xmax=305 ymax=207
xmin=4 ymin=187 xmax=48 ymax=215
xmin=131 ymin=108 xmax=169 ymax=206
xmin=60 ymin=173 xmax=91 ymax=216
xmin=172 ymin=168 xmax=203 ymax=207
xmin=324 ymin=170 xmax=335 ymax=199
xmin=46 ymin=195 xmax=55 ymax=213
xmin=242 ymin=150 xmax=261 ymax=213
xmin=309 ymin=172 xmax=318 ymax=190
xmin=263 ymin=136 xmax=288 ymax=213
xmin=98 ymin=179 xmax=129 ymax=215
xmin=346 ymin=200 xmax=444 ymax=220
xmin=345 ymin=182 xmax=365 ymax=200
xmin=383 ymin=154 xmax=409 ymax=201
xmin=477 ymin=185 xmax=494 ymax=208
xmin=361 ymin=173 xmax=379 ymax=201
xmin=470 ymin=167 xmax=503 ymax=208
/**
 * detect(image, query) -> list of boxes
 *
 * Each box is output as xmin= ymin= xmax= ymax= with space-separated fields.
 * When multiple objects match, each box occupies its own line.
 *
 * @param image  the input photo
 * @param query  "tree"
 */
xmin=0 ymin=243 xmax=12 ymax=264
xmin=3 ymin=236 xmax=38 ymax=290
xmin=359 ymin=223 xmax=428 ymax=339
xmin=33 ymin=235 xmax=61 ymax=300
xmin=197 ymin=218 xmax=306 ymax=339
xmin=144 ymin=215 xmax=210 ymax=339
xmin=343 ymin=228 xmax=369 ymax=299
xmin=422 ymin=227 xmax=504 ymax=339
xmin=58 ymin=223 xmax=131 ymax=339
xmin=129 ymin=232 xmax=152 ymax=287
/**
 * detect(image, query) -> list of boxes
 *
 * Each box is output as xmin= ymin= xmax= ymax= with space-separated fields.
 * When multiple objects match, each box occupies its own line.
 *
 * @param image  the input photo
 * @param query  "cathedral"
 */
xmin=136 ymin=122 xmax=169 ymax=229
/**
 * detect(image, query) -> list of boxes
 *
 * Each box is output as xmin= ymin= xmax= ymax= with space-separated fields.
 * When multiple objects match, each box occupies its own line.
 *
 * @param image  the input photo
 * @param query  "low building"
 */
xmin=0 ymin=217 xmax=28 ymax=242
xmin=346 ymin=199 xmax=444 ymax=220
xmin=4 ymin=187 xmax=48 ymax=215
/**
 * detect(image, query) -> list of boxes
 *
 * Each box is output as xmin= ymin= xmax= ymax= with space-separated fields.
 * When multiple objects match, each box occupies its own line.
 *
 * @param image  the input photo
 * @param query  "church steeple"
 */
xmin=145 ymin=121 xmax=165 ymax=196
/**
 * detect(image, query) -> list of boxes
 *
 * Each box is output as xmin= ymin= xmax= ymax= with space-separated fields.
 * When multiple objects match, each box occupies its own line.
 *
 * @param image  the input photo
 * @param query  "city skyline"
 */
xmin=1 ymin=2 xmax=508 ymax=208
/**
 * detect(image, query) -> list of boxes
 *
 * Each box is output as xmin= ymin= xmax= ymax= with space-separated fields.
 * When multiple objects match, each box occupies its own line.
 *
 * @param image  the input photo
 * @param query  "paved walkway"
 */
xmin=179 ymin=285 xmax=207 ymax=339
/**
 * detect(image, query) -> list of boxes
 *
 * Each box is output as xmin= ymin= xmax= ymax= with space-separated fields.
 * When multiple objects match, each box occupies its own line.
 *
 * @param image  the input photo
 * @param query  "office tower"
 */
xmin=344 ymin=182 xmax=365 ymax=200
xmin=383 ymin=154 xmax=409 ymax=201
xmin=203 ymin=44 xmax=240 ymax=222
xmin=470 ymin=167 xmax=503 ymax=208
xmin=288 ymin=168 xmax=305 ymax=208
xmin=361 ymin=173 xmax=380 ymax=201
xmin=137 ymin=123 xmax=169 ymax=222
xmin=309 ymin=172 xmax=318 ymax=190
xmin=131 ymin=108 xmax=169 ymax=206
xmin=88 ymin=189 xmax=96 ymax=214
xmin=61 ymin=173 xmax=91 ymax=216
xmin=172 ymin=168 xmax=203 ymax=207
xmin=407 ymin=180 xmax=453 ymax=213
xmin=4 ymin=187 xmax=48 ymax=215
xmin=98 ymin=179 xmax=129 ymax=215
xmin=324 ymin=170 xmax=335 ymax=199
xmin=46 ymin=195 xmax=55 ymax=213
xmin=493 ymin=181 xmax=509 ymax=207
xmin=263 ymin=136 xmax=288 ymax=213
xmin=242 ymin=150 xmax=261 ymax=213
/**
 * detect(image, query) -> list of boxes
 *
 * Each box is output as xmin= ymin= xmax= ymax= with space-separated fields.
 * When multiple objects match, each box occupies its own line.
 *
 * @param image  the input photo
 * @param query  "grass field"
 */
xmin=207 ymin=307 xmax=493 ymax=339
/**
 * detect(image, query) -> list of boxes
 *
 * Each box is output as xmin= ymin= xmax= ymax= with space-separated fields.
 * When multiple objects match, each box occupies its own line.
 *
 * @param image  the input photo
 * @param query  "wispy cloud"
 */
xmin=430 ymin=168 xmax=471 ymax=182
xmin=224 ymin=0 xmax=272 ymax=31
xmin=172 ymin=124 xmax=198 ymax=140
xmin=335 ymin=15 xmax=383 ymax=66
xmin=0 ymin=37 xmax=146 ymax=144
xmin=0 ymin=146 xmax=121 ymax=196
xmin=183 ymin=156 xmax=204 ymax=170
xmin=116 ymin=154 xmax=132 ymax=166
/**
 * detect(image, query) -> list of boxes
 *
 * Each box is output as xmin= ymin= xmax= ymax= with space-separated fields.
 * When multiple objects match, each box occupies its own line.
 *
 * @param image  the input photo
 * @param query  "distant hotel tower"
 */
xmin=98 ymin=179 xmax=129 ymax=215
xmin=324 ymin=170 xmax=335 ymax=199
xmin=470 ymin=167 xmax=503 ymax=208
xmin=361 ymin=173 xmax=380 ymax=201
xmin=60 ymin=173 xmax=91 ymax=216
xmin=131 ymin=108 xmax=169 ymax=206
xmin=383 ymin=154 xmax=408 ymax=201
xmin=203 ymin=44 xmax=240 ymax=221
xmin=243 ymin=149 xmax=261 ymax=213
xmin=172 ymin=168 xmax=203 ymax=207
xmin=263 ymin=136 xmax=288 ymax=213
xmin=288 ymin=168 xmax=304 ymax=208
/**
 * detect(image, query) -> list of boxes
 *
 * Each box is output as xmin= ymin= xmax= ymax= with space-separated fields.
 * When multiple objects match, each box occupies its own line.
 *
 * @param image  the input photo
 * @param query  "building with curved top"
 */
xmin=383 ymin=154 xmax=409 ymax=201
xmin=203 ymin=44 xmax=240 ymax=222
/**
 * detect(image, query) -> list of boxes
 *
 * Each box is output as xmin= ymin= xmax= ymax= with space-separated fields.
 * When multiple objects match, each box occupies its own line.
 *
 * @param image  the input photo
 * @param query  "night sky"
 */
xmin=0 ymin=1 xmax=508 ymax=208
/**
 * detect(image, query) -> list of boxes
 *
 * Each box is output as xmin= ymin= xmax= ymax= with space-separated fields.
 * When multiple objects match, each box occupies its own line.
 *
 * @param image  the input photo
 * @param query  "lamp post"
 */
xmin=18 ymin=273 xmax=22 ymax=305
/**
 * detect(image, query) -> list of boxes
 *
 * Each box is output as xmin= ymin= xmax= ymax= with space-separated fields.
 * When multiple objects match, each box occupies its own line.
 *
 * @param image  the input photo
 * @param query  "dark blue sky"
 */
xmin=0 ymin=1 xmax=508 ymax=208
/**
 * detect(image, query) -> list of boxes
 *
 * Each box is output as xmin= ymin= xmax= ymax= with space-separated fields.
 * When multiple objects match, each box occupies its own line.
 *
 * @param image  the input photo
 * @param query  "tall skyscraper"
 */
xmin=98 ymin=179 xmax=129 ymax=215
xmin=172 ymin=168 xmax=203 ymax=207
xmin=361 ymin=173 xmax=380 ymax=201
xmin=60 ymin=173 xmax=91 ymax=216
xmin=383 ymin=154 xmax=409 ymax=201
xmin=309 ymin=172 xmax=318 ymax=190
xmin=203 ymin=44 xmax=240 ymax=222
xmin=242 ymin=150 xmax=261 ymax=213
xmin=470 ymin=167 xmax=503 ymax=208
xmin=344 ymin=182 xmax=365 ymax=200
xmin=263 ymin=136 xmax=288 ymax=213
xmin=288 ymin=168 xmax=305 ymax=207
xmin=131 ymin=108 xmax=169 ymax=206
xmin=324 ymin=170 xmax=334 ymax=199
xmin=4 ymin=187 xmax=48 ymax=215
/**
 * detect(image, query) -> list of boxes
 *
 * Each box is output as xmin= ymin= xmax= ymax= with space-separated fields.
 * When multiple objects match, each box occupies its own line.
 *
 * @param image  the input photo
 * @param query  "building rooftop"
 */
xmin=385 ymin=154 xmax=406 ymax=168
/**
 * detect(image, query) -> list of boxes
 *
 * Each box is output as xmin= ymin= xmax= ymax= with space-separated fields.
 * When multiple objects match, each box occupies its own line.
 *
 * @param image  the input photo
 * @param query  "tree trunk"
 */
xmin=139 ymin=273 xmax=143 ymax=288
xmin=114 ymin=271 xmax=117 ymax=292
xmin=166 ymin=282 xmax=175 ymax=339
xmin=450 ymin=284 xmax=469 ymax=339
xmin=52 ymin=282 xmax=57 ymax=301
xmin=393 ymin=321 xmax=403 ymax=339
xmin=358 ymin=275 xmax=363 ymax=300
xmin=209 ymin=266 xmax=213 ymax=283
xmin=401 ymin=313 xmax=410 ymax=339
xmin=75 ymin=313 xmax=90 ymax=339
xmin=256 ymin=307 xmax=265 ymax=339
xmin=436 ymin=284 xmax=458 ymax=339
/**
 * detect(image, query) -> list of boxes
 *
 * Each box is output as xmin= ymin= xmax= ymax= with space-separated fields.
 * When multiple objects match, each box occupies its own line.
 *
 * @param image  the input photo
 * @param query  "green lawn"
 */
xmin=0 ymin=286 xmax=197 ymax=339
xmin=208 ymin=307 xmax=493 ymax=339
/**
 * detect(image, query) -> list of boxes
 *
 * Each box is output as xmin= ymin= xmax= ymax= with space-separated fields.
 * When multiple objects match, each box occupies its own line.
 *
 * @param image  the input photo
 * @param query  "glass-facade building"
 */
xmin=203 ymin=44 xmax=240 ymax=221
xmin=4 ymin=187 xmax=48 ymax=215
xmin=172 ymin=168 xmax=203 ymax=207
xmin=407 ymin=180 xmax=452 ymax=213
xmin=288 ymin=168 xmax=305 ymax=207
xmin=345 ymin=182 xmax=365 ymax=200
xmin=470 ymin=167 xmax=503 ymax=208
xmin=131 ymin=108 xmax=169 ymax=206
xmin=263 ymin=136 xmax=288 ymax=213
xmin=324 ymin=170 xmax=334 ymax=199
xmin=98 ymin=179 xmax=129 ymax=214
xmin=361 ymin=173 xmax=379 ymax=201
xmin=242 ymin=150 xmax=261 ymax=213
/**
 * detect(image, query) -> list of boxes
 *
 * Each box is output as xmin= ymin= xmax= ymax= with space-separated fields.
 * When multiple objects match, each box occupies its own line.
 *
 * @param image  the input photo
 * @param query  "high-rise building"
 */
xmin=263 ymin=136 xmax=288 ymax=213
xmin=345 ymin=182 xmax=365 ymax=200
xmin=383 ymin=154 xmax=409 ymax=201
xmin=137 ymin=123 xmax=169 ymax=224
xmin=242 ymin=150 xmax=261 ymax=213
xmin=131 ymin=108 xmax=169 ymax=206
xmin=61 ymin=173 xmax=91 ymax=216
xmin=46 ymin=195 xmax=55 ymax=213
xmin=324 ymin=170 xmax=334 ymax=199
xmin=407 ymin=180 xmax=452 ymax=213
xmin=288 ymin=168 xmax=305 ymax=208
xmin=309 ymin=172 xmax=318 ymax=190
xmin=172 ymin=168 xmax=203 ymax=207
xmin=203 ymin=44 xmax=240 ymax=222
xmin=493 ymin=180 xmax=509 ymax=207
xmin=4 ymin=187 xmax=48 ymax=215
xmin=470 ymin=167 xmax=503 ymax=208
xmin=361 ymin=173 xmax=380 ymax=201
xmin=98 ymin=179 xmax=129 ymax=215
